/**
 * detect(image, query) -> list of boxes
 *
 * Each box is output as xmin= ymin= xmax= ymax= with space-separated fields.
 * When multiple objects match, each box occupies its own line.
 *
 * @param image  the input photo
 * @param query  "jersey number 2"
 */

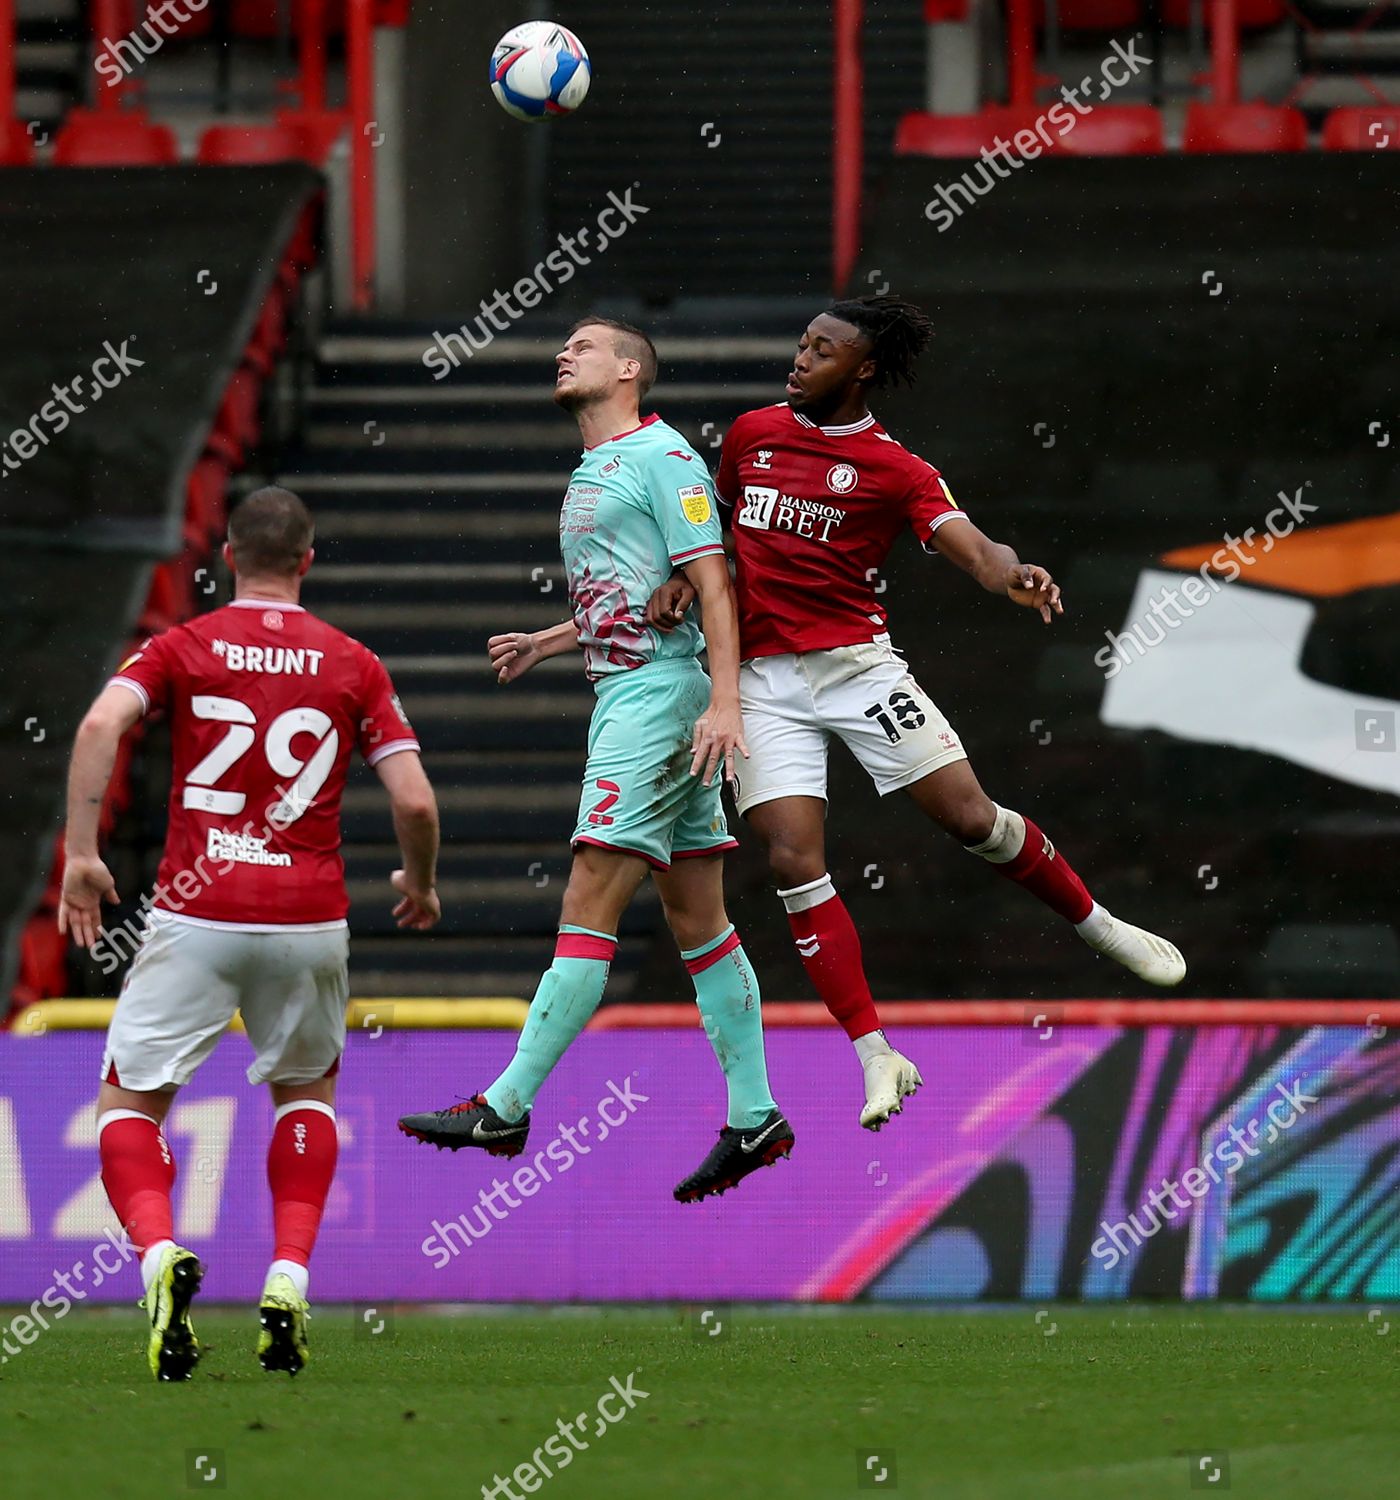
xmin=184 ymin=696 xmax=339 ymax=825
xmin=587 ymin=779 xmax=621 ymax=826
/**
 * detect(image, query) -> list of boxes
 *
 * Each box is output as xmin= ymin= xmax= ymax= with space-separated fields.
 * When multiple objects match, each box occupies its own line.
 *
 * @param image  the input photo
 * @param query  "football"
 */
xmin=489 ymin=21 xmax=591 ymax=122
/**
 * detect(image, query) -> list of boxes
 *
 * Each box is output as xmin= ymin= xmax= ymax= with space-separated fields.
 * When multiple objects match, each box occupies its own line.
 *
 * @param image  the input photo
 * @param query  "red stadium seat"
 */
xmin=1042 ymin=105 xmax=1163 ymax=155
xmin=204 ymin=367 xmax=263 ymax=469
xmin=241 ymin=293 xmax=289 ymax=378
xmin=274 ymin=108 xmax=346 ymax=164
xmin=1183 ymin=103 xmax=1308 ymax=153
xmin=186 ymin=456 xmax=231 ymax=546
xmin=13 ymin=905 xmax=70 ymax=1005
xmin=138 ymin=552 xmax=197 ymax=636
xmin=1322 ymin=107 xmax=1400 ymax=151
xmin=895 ymin=108 xmax=1042 ymax=157
xmin=897 ymin=105 xmax=1163 ymax=158
xmin=54 ymin=110 xmax=180 ymax=166
xmin=1 ymin=118 xmax=35 ymax=165
xmin=197 ymin=122 xmax=319 ymax=165
xmin=285 ymin=198 xmax=323 ymax=270
xmin=1162 ymin=0 xmax=1285 ymax=25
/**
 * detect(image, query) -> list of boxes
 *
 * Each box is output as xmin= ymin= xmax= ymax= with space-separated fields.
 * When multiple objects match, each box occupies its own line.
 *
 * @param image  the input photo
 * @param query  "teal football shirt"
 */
xmin=560 ymin=414 xmax=725 ymax=681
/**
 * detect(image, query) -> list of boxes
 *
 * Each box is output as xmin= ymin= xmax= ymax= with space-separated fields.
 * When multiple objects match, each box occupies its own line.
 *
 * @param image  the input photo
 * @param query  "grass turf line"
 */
xmin=2 ymin=1306 xmax=1393 ymax=1500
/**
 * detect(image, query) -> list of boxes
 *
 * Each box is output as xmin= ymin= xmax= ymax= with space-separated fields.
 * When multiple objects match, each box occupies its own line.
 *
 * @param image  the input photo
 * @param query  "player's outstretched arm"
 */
xmin=487 ymin=619 xmax=580 ymax=684
xmin=58 ymin=684 xmax=142 ymax=947
xmin=932 ymin=518 xmax=1065 ymax=624
xmin=683 ymin=553 xmax=749 ymax=786
xmin=376 ymin=750 xmax=441 ymax=930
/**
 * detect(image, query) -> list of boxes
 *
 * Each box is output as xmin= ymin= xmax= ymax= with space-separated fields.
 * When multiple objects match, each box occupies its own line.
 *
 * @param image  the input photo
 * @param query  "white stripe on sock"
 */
xmin=97 ymin=1107 xmax=162 ymax=1135
xmin=273 ymin=1099 xmax=337 ymax=1125
xmin=777 ymin=874 xmax=836 ymax=914
xmin=964 ymin=804 xmax=1026 ymax=864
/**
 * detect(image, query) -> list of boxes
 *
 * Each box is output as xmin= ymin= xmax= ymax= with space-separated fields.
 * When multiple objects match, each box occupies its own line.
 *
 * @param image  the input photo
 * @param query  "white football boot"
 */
xmin=1077 ymin=906 xmax=1186 ymax=987
xmin=859 ymin=1050 xmax=923 ymax=1131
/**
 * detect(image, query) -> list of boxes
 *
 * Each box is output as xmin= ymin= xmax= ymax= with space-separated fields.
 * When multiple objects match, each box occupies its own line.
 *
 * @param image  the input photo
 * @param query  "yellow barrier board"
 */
xmin=10 ymin=997 xmax=528 ymax=1035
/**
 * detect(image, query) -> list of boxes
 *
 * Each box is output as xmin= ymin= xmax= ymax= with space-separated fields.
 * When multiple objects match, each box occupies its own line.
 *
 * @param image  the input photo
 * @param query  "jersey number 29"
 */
xmin=183 ymin=695 xmax=339 ymax=825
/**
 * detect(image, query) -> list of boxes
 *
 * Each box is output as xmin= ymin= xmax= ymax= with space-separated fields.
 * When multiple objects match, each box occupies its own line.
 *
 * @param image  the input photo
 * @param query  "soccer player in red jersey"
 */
xmin=649 ymin=297 xmax=1185 ymax=1129
xmin=58 ymin=487 xmax=441 ymax=1380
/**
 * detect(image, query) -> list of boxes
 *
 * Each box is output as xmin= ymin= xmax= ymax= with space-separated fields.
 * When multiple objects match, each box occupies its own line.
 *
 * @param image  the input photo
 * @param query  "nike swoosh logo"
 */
xmin=740 ymin=1119 xmax=783 ymax=1154
xmin=472 ymin=1120 xmax=526 ymax=1141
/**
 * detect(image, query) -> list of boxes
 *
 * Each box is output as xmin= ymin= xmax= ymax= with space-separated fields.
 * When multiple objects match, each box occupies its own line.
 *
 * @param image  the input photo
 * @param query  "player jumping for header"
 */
xmin=647 ymin=296 xmax=1186 ymax=1130
xmin=59 ymin=487 xmax=441 ymax=1380
xmin=398 ymin=317 xmax=793 ymax=1203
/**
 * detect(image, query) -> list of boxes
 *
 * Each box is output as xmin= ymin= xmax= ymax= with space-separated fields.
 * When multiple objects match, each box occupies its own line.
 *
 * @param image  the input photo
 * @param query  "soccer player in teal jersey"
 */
xmin=400 ymin=318 xmax=793 ymax=1201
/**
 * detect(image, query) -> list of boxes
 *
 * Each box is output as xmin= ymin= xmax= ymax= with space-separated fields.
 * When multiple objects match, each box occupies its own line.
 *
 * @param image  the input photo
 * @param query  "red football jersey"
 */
xmin=715 ymin=404 xmax=967 ymax=658
xmin=109 ymin=598 xmax=419 ymax=928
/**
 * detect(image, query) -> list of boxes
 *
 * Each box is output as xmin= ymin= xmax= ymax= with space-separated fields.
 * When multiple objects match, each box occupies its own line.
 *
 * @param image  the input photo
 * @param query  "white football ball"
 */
xmin=490 ymin=21 xmax=591 ymax=123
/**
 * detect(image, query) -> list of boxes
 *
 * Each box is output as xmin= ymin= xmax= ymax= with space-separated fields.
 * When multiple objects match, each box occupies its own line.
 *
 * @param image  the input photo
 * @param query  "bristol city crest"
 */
xmin=826 ymin=463 xmax=859 ymax=495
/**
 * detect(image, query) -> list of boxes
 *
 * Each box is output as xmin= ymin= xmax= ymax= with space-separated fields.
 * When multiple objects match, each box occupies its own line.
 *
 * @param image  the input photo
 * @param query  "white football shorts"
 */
xmin=102 ymin=910 xmax=350 ymax=1091
xmin=734 ymin=639 xmax=967 ymax=816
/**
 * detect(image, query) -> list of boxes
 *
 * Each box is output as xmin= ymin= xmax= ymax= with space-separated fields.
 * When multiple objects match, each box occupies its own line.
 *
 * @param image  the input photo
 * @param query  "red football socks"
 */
xmin=779 ymin=875 xmax=882 ymax=1041
xmin=974 ymin=810 xmax=1094 ymax=924
xmin=98 ymin=1110 xmax=175 ymax=1260
xmin=267 ymin=1101 xmax=338 ymax=1267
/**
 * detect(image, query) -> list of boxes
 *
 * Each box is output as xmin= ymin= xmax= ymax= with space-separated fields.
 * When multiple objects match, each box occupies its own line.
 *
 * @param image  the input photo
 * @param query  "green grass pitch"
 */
xmin=3 ymin=1305 xmax=1394 ymax=1499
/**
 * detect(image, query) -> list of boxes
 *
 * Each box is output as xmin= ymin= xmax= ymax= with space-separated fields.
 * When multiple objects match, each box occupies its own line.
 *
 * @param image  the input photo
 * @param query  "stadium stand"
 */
xmin=0 ymin=166 xmax=322 ymax=1012
xmin=4 ymin=0 xmax=1400 ymax=1018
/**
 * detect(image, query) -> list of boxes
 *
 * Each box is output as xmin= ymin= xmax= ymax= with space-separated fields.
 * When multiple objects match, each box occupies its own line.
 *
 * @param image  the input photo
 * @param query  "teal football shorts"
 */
xmin=571 ymin=658 xmax=739 ymax=870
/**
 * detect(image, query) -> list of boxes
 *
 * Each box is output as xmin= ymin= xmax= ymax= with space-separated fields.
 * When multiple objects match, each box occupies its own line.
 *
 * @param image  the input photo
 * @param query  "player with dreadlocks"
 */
xmin=647 ymin=296 xmax=1186 ymax=1130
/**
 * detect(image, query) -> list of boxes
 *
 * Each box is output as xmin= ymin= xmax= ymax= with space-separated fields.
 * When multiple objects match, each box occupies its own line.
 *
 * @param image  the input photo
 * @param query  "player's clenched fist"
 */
xmin=1006 ymin=564 xmax=1064 ymax=624
xmin=391 ymin=869 xmax=441 ymax=930
xmin=645 ymin=577 xmax=697 ymax=633
xmin=488 ymin=631 xmax=543 ymax=684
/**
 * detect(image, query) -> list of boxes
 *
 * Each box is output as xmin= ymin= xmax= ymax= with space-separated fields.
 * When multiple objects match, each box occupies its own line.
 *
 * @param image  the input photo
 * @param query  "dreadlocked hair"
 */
xmin=824 ymin=295 xmax=934 ymax=390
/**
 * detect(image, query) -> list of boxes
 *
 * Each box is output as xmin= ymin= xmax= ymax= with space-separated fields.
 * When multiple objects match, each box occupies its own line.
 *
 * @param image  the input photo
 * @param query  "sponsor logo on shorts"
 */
xmin=207 ymin=827 xmax=292 ymax=868
xmin=679 ymin=483 xmax=712 ymax=525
